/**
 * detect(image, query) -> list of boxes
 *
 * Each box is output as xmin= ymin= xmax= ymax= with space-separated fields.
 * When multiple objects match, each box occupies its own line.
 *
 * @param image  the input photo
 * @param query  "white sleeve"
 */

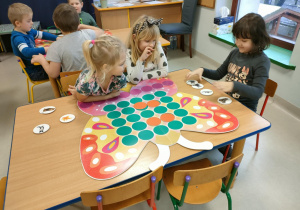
xmin=141 ymin=42 xmax=168 ymax=81
xmin=126 ymin=49 xmax=145 ymax=84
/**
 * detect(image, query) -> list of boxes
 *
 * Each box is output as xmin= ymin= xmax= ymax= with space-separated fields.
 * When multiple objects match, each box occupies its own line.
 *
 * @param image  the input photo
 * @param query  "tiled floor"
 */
xmin=1 ymin=49 xmax=300 ymax=210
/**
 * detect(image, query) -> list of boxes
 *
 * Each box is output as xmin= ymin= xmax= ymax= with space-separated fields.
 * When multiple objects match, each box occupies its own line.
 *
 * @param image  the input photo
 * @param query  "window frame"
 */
xmin=231 ymin=0 xmax=295 ymax=50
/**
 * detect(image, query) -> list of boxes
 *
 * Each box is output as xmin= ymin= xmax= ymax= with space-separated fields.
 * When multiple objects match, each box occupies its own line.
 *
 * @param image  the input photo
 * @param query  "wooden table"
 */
xmin=4 ymin=69 xmax=270 ymax=209
xmin=93 ymin=0 xmax=183 ymax=30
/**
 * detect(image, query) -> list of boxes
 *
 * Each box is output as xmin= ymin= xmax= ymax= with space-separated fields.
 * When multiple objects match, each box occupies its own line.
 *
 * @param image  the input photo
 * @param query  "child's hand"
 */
xmin=68 ymin=85 xmax=76 ymax=95
xmin=186 ymin=68 xmax=204 ymax=81
xmin=108 ymin=90 xmax=121 ymax=99
xmin=31 ymin=54 xmax=45 ymax=64
xmin=44 ymin=47 xmax=49 ymax=53
xmin=140 ymin=46 xmax=154 ymax=61
xmin=213 ymin=81 xmax=234 ymax=93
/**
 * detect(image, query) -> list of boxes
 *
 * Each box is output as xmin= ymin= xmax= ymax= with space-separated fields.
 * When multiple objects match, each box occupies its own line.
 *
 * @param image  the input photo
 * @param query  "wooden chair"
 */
xmin=0 ymin=177 xmax=7 ymax=210
xmin=81 ymin=166 xmax=163 ymax=210
xmin=161 ymin=154 xmax=243 ymax=210
xmin=49 ymin=70 xmax=81 ymax=98
xmin=222 ymin=79 xmax=278 ymax=161
xmin=16 ymin=56 xmax=49 ymax=103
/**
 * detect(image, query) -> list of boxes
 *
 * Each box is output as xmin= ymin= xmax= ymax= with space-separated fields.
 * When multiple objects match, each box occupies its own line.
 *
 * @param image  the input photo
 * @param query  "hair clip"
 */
xmin=133 ymin=18 xmax=163 ymax=34
xmin=89 ymin=40 xmax=95 ymax=49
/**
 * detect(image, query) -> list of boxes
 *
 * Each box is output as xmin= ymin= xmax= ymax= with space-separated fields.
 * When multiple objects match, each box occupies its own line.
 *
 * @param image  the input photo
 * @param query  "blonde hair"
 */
xmin=82 ymin=35 xmax=126 ymax=85
xmin=127 ymin=15 xmax=160 ymax=66
xmin=8 ymin=3 xmax=33 ymax=26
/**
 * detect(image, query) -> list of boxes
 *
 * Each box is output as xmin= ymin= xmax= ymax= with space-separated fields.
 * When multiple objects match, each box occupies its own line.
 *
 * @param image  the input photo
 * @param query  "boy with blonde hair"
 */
xmin=68 ymin=0 xmax=98 ymax=27
xmin=31 ymin=3 xmax=103 ymax=78
xmin=8 ymin=3 xmax=57 ymax=81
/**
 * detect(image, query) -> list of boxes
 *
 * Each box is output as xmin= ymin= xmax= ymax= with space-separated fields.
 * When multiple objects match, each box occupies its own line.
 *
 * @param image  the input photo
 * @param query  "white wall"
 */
xmin=191 ymin=1 xmax=300 ymax=108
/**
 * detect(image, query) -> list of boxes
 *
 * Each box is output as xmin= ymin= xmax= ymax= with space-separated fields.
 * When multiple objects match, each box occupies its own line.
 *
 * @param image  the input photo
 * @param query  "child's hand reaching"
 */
xmin=140 ymin=46 xmax=154 ymax=61
xmin=213 ymin=81 xmax=234 ymax=93
xmin=186 ymin=68 xmax=204 ymax=82
xmin=31 ymin=54 xmax=45 ymax=64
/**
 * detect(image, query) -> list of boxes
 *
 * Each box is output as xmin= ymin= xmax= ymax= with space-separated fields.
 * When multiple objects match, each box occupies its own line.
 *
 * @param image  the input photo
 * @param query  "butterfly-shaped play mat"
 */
xmin=78 ymin=78 xmax=239 ymax=180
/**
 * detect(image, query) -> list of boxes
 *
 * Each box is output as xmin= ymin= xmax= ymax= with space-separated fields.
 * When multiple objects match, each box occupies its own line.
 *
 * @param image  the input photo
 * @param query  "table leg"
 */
xmin=225 ymin=138 xmax=246 ymax=188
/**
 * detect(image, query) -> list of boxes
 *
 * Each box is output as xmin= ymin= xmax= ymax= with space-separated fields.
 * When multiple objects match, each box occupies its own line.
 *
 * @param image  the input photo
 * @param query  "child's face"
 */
xmin=69 ymin=0 xmax=83 ymax=13
xmin=109 ymin=52 xmax=126 ymax=76
xmin=15 ymin=13 xmax=33 ymax=33
xmin=138 ymin=38 xmax=156 ymax=52
xmin=235 ymin=38 xmax=253 ymax=54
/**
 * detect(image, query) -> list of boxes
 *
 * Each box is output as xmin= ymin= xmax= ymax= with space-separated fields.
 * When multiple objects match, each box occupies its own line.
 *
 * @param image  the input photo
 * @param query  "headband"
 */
xmin=133 ymin=17 xmax=163 ymax=35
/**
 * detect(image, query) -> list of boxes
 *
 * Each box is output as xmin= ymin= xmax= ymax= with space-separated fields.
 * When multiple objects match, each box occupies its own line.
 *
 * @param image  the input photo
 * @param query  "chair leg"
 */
xmin=255 ymin=133 xmax=260 ymax=151
xmin=181 ymin=35 xmax=185 ymax=52
xmin=225 ymin=191 xmax=232 ymax=210
xmin=31 ymin=84 xmax=35 ymax=103
xmin=156 ymin=180 xmax=162 ymax=200
xmin=189 ymin=34 xmax=192 ymax=58
xmin=26 ymin=78 xmax=30 ymax=103
xmin=169 ymin=194 xmax=179 ymax=210
xmin=222 ymin=145 xmax=231 ymax=163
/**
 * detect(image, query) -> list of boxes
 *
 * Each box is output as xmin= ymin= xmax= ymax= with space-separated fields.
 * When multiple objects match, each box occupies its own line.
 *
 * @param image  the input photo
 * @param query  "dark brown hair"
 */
xmin=232 ymin=13 xmax=270 ymax=54
xmin=53 ymin=3 xmax=79 ymax=33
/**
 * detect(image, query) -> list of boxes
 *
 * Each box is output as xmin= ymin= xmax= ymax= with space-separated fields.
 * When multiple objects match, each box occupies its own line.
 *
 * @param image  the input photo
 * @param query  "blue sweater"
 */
xmin=11 ymin=29 xmax=57 ymax=75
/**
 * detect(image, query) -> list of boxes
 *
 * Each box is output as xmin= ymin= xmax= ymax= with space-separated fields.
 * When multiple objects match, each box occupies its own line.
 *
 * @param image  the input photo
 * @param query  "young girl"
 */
xmin=68 ymin=35 xmax=127 ymax=102
xmin=187 ymin=13 xmax=271 ymax=159
xmin=126 ymin=15 xmax=168 ymax=84
xmin=187 ymin=13 xmax=270 ymax=113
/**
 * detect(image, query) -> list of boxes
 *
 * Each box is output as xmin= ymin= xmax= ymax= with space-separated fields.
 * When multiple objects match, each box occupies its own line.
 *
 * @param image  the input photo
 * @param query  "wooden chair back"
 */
xmin=173 ymin=154 xmax=243 ymax=186
xmin=0 ymin=177 xmax=7 ymax=210
xmin=59 ymin=71 xmax=81 ymax=92
xmin=264 ymin=79 xmax=278 ymax=98
xmin=80 ymin=166 xmax=163 ymax=209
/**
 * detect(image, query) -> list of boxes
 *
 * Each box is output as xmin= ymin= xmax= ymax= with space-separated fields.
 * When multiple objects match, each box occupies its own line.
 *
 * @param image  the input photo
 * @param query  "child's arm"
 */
xmin=141 ymin=43 xmax=168 ymax=81
xmin=13 ymin=35 xmax=45 ymax=57
xmin=31 ymin=54 xmax=61 ymax=78
xmin=39 ymin=30 xmax=58 ymax=41
xmin=78 ymin=24 xmax=104 ymax=37
xmin=71 ymin=89 xmax=121 ymax=102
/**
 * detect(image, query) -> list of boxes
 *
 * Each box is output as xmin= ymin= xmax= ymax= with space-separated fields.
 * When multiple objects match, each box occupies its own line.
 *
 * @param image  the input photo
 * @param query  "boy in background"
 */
xmin=8 ymin=3 xmax=58 ymax=81
xmin=31 ymin=3 xmax=103 ymax=78
xmin=68 ymin=0 xmax=98 ymax=27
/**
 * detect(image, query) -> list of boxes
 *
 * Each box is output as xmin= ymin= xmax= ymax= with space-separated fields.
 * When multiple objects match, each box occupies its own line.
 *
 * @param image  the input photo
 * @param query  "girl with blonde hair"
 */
xmin=126 ymin=15 xmax=168 ymax=84
xmin=69 ymin=35 xmax=127 ymax=102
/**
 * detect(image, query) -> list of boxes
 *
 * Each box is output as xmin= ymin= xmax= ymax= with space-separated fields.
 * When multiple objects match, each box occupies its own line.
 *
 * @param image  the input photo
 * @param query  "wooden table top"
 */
xmin=110 ymin=28 xmax=170 ymax=47
xmin=92 ymin=0 xmax=183 ymax=11
xmin=4 ymin=69 xmax=270 ymax=209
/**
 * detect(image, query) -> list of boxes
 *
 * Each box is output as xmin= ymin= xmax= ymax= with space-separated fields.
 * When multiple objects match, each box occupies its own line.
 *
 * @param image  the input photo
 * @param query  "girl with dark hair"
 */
xmin=187 ymin=13 xmax=270 ymax=112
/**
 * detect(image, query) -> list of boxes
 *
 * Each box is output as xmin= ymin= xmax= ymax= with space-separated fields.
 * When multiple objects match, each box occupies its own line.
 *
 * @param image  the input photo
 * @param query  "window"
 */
xmin=231 ymin=0 xmax=300 ymax=50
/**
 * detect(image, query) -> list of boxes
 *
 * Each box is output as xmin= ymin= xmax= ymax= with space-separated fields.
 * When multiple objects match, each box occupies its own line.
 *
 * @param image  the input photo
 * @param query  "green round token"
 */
xmin=138 ymin=130 xmax=154 ymax=140
xmin=167 ymin=102 xmax=180 ymax=110
xmin=160 ymin=96 xmax=173 ymax=103
xmin=122 ymin=135 xmax=138 ymax=146
xmin=154 ymin=106 xmax=167 ymax=114
xmin=141 ymin=110 xmax=154 ymax=118
xmin=130 ymin=97 xmax=142 ymax=104
xmin=107 ymin=111 xmax=121 ymax=119
xmin=153 ymin=125 xmax=169 ymax=135
xmin=112 ymin=118 xmax=126 ymax=127
xmin=126 ymin=114 xmax=141 ymax=122
xmin=168 ymin=120 xmax=183 ymax=130
xmin=117 ymin=101 xmax=130 ymax=108
xmin=116 ymin=126 xmax=132 ymax=136
xmin=174 ymin=109 xmax=188 ymax=117
xmin=121 ymin=107 xmax=135 ymax=115
xmin=132 ymin=122 xmax=147 ymax=131
xmin=103 ymin=104 xmax=117 ymax=112
xmin=142 ymin=94 xmax=155 ymax=101
xmin=154 ymin=91 xmax=167 ymax=97
xmin=182 ymin=116 xmax=197 ymax=125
